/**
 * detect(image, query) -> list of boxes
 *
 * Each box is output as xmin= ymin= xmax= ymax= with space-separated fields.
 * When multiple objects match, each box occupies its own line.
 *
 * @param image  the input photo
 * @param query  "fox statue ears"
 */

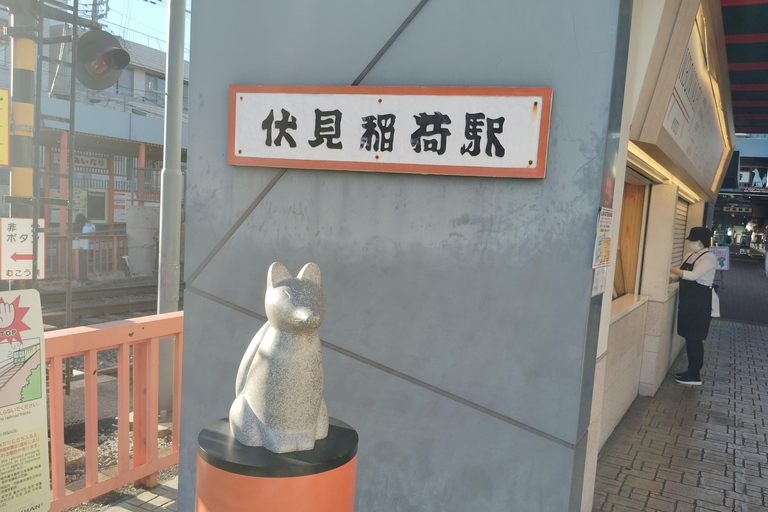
xmin=267 ymin=262 xmax=321 ymax=288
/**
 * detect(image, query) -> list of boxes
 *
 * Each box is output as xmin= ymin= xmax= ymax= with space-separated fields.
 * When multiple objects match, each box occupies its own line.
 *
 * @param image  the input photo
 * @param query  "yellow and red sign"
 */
xmin=0 ymin=88 xmax=9 ymax=167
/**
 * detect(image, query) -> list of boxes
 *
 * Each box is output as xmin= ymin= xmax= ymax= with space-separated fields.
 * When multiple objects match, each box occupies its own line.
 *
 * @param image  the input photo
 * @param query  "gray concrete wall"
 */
xmin=180 ymin=1 xmax=627 ymax=510
xmin=125 ymin=205 xmax=159 ymax=276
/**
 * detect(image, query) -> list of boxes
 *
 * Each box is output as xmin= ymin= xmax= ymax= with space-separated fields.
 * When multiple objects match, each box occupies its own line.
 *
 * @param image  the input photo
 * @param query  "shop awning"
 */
xmin=723 ymin=0 xmax=768 ymax=134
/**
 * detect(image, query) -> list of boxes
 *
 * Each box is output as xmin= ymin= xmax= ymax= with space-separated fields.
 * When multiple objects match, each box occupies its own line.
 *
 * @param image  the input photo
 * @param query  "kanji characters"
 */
xmin=461 ymin=113 xmax=506 ymax=157
xmin=360 ymin=114 xmax=396 ymax=152
xmin=410 ymin=112 xmax=451 ymax=155
xmin=262 ymin=108 xmax=297 ymax=148
xmin=309 ymin=109 xmax=343 ymax=149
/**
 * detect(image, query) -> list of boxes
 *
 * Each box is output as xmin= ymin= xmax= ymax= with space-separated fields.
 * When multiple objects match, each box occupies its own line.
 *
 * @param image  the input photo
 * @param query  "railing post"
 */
xmin=132 ymin=340 xmax=148 ymax=485
xmin=84 ymin=349 xmax=99 ymax=486
xmin=49 ymin=357 xmax=66 ymax=499
xmin=74 ymin=247 xmax=80 ymax=280
xmin=133 ymin=338 xmax=159 ymax=487
xmin=117 ymin=344 xmax=130 ymax=474
xmin=113 ymin=235 xmax=118 ymax=273
xmin=172 ymin=331 xmax=183 ymax=452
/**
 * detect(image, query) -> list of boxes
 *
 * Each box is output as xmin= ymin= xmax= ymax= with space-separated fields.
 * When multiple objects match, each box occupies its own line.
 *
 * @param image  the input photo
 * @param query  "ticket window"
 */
xmin=613 ymin=172 xmax=649 ymax=298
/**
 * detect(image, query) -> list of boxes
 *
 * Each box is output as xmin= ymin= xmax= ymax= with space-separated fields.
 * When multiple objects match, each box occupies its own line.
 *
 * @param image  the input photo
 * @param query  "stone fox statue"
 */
xmin=229 ymin=262 xmax=329 ymax=453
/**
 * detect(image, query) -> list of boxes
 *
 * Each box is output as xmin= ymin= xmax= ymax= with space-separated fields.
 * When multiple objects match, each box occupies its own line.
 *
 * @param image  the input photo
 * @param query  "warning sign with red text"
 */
xmin=0 ymin=290 xmax=50 ymax=512
xmin=0 ymin=219 xmax=45 ymax=281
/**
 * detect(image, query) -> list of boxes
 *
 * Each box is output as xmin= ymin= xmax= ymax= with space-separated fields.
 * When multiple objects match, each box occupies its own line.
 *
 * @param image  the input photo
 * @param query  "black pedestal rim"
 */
xmin=197 ymin=417 xmax=358 ymax=478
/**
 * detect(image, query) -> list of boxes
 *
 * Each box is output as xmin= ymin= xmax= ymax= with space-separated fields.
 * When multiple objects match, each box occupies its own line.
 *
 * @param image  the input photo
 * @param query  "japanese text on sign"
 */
xmin=0 ymin=219 xmax=45 ymax=281
xmin=592 ymin=208 xmax=614 ymax=269
xmin=0 ymin=290 xmax=50 ymax=512
xmin=230 ymin=86 xmax=552 ymax=178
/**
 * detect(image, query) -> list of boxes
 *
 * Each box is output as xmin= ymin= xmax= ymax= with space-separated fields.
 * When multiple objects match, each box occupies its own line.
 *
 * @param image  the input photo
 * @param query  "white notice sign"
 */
xmin=592 ymin=208 xmax=614 ymax=269
xmin=0 ymin=290 xmax=51 ymax=512
xmin=0 ymin=219 xmax=45 ymax=281
xmin=0 ymin=217 xmax=45 ymax=281
xmin=229 ymin=85 xmax=552 ymax=178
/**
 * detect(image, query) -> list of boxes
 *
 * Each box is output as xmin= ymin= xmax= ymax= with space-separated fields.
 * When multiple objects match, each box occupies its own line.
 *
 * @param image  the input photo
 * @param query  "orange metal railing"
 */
xmin=46 ymin=235 xmax=129 ymax=279
xmin=46 ymin=312 xmax=183 ymax=512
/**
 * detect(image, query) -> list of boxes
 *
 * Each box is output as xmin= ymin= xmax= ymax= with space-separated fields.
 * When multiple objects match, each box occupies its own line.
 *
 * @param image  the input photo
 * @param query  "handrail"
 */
xmin=46 ymin=311 xmax=183 ymax=512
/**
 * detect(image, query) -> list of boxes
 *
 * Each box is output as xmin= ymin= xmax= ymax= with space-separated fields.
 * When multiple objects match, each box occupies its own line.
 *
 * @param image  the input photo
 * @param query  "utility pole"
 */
xmin=9 ymin=0 xmax=35 ymax=220
xmin=156 ymin=0 xmax=185 ymax=417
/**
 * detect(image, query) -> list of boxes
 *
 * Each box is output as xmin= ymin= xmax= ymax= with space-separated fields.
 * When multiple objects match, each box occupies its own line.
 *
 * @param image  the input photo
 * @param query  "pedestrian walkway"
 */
xmin=103 ymin=476 xmax=178 ymax=511
xmin=717 ymin=257 xmax=768 ymax=325
xmin=593 ymin=320 xmax=768 ymax=511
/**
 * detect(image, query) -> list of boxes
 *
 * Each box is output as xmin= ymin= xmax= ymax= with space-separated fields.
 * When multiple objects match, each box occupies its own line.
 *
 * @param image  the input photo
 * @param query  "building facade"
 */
xmin=179 ymin=1 xmax=733 ymax=511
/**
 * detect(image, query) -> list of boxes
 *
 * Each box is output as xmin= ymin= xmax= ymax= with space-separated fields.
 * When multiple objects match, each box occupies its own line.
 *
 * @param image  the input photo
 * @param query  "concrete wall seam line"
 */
xmin=186 ymin=1 xmax=430 ymax=287
xmin=185 ymin=168 xmax=287 ymax=286
xmin=184 ymin=284 xmax=577 ymax=450
xmin=352 ymin=0 xmax=431 ymax=86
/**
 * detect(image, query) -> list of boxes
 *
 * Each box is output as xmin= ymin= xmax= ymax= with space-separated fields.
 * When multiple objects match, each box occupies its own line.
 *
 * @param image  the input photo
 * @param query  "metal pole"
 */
xmin=156 ymin=0 xmax=185 ymax=416
xmin=9 ymin=2 xmax=35 ymax=220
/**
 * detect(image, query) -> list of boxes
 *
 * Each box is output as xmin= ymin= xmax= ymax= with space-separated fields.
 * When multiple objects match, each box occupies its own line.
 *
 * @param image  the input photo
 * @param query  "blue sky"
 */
xmin=101 ymin=0 xmax=191 ymax=59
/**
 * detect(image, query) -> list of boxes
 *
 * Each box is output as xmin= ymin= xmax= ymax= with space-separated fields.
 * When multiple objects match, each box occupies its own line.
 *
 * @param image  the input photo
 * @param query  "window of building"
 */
xmin=613 ymin=170 xmax=650 ymax=298
xmin=146 ymin=73 xmax=165 ymax=107
xmin=116 ymin=68 xmax=134 ymax=96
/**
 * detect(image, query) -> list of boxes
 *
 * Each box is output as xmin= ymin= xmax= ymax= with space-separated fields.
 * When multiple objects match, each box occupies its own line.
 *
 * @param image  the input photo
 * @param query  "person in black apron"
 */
xmin=669 ymin=227 xmax=716 ymax=386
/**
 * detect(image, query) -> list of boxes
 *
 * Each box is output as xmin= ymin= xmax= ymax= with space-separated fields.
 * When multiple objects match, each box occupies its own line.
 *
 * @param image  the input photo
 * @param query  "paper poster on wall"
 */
xmin=592 ymin=208 xmax=614 ymax=268
xmin=113 ymin=191 xmax=133 ymax=223
xmin=0 ymin=290 xmax=51 ymax=512
xmin=709 ymin=246 xmax=729 ymax=271
xmin=592 ymin=267 xmax=608 ymax=297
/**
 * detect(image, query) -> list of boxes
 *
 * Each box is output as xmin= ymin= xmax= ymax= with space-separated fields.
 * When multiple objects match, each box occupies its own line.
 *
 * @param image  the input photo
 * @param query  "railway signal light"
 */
xmin=75 ymin=30 xmax=130 ymax=90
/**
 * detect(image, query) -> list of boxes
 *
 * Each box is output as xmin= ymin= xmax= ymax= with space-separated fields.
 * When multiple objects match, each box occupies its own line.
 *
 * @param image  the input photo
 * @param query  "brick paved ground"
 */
xmin=103 ymin=476 xmax=178 ymax=511
xmin=717 ymin=257 xmax=768 ymax=325
xmin=593 ymin=320 xmax=768 ymax=511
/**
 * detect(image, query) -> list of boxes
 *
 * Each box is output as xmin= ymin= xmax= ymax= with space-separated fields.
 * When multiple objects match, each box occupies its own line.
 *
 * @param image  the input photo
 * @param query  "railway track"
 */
xmin=40 ymin=283 xmax=161 ymax=303
xmin=39 ymin=282 xmax=183 ymax=327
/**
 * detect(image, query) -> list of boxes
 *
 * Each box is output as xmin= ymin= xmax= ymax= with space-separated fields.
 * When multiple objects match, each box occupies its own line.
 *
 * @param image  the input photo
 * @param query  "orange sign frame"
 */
xmin=228 ymin=85 xmax=552 ymax=179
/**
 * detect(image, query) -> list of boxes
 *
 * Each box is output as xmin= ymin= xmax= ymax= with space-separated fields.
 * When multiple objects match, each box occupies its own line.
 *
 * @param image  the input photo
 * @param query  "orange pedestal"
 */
xmin=195 ymin=418 xmax=358 ymax=512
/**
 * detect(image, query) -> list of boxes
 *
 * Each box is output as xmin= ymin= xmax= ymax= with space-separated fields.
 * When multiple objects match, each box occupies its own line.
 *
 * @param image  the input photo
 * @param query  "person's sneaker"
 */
xmin=674 ymin=371 xmax=688 ymax=380
xmin=674 ymin=373 xmax=702 ymax=386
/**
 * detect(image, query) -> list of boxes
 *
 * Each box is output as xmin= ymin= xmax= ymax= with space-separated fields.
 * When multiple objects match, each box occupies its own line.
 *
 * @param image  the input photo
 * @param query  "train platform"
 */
xmin=592 ymin=319 xmax=768 ymax=511
xmin=103 ymin=476 xmax=178 ymax=512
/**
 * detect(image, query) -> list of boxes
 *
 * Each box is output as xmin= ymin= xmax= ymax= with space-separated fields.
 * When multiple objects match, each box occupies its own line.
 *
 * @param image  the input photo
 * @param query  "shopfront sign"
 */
xmin=0 ymin=219 xmax=45 ymax=281
xmin=229 ymin=85 xmax=552 ymax=178
xmin=629 ymin=8 xmax=733 ymax=202
xmin=739 ymin=165 xmax=768 ymax=195
xmin=51 ymin=152 xmax=109 ymax=171
xmin=0 ymin=290 xmax=50 ymax=512
xmin=662 ymin=24 xmax=724 ymax=182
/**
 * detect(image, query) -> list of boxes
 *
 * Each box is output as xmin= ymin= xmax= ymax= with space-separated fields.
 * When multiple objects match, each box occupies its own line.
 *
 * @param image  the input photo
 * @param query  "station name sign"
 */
xmin=228 ymin=85 xmax=552 ymax=178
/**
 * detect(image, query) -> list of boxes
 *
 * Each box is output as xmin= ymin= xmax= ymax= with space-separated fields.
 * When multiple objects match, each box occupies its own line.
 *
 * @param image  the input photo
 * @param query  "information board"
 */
xmin=709 ymin=246 xmax=729 ymax=271
xmin=0 ymin=290 xmax=50 ymax=512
